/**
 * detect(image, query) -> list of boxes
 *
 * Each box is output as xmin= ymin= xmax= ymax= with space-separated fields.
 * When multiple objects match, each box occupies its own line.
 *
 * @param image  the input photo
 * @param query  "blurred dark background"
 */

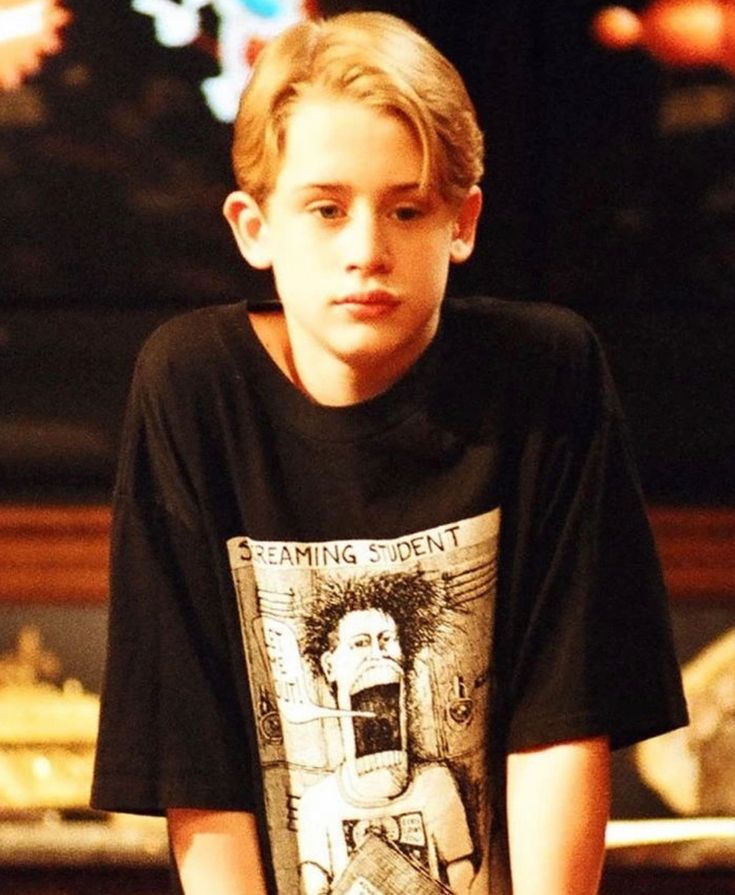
xmin=1 ymin=0 xmax=733 ymax=504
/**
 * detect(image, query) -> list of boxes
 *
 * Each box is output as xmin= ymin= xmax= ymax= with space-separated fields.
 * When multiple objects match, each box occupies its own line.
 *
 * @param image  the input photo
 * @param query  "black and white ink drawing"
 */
xmin=227 ymin=510 xmax=500 ymax=894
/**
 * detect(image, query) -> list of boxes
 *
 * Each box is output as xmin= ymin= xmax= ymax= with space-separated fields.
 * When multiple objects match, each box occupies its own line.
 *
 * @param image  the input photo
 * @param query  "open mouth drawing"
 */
xmin=352 ymin=682 xmax=402 ymax=756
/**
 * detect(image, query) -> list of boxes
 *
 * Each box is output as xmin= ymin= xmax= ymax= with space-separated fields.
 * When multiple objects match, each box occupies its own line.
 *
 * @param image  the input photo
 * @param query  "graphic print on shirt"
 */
xmin=227 ymin=509 xmax=500 ymax=895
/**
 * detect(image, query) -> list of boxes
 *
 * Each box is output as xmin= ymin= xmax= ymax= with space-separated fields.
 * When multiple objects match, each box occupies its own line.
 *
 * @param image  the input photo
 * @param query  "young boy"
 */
xmin=92 ymin=11 xmax=687 ymax=895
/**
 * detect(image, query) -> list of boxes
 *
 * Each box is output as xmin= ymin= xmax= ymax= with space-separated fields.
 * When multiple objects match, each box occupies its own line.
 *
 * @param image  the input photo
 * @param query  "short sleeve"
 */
xmin=494 ymin=308 xmax=688 ymax=753
xmin=91 ymin=331 xmax=257 ymax=815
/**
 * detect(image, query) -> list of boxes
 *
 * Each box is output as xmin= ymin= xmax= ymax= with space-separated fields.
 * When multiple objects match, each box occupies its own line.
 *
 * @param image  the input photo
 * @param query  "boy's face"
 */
xmin=225 ymin=96 xmax=481 ymax=399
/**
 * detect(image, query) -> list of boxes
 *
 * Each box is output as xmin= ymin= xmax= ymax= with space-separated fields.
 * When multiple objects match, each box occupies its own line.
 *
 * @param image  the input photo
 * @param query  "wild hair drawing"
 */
xmin=227 ymin=511 xmax=500 ymax=895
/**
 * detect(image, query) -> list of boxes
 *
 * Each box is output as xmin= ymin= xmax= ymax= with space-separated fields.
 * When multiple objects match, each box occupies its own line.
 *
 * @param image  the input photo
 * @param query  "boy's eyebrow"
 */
xmin=293 ymin=181 xmax=426 ymax=195
xmin=388 ymin=182 xmax=426 ymax=195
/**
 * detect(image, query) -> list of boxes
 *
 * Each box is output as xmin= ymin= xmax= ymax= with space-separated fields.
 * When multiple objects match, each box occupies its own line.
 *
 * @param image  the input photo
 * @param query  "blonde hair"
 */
xmin=232 ymin=11 xmax=484 ymax=206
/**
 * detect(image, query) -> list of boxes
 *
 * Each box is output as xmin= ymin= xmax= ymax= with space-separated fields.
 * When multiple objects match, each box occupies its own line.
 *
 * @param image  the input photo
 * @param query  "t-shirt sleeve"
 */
xmin=91 ymin=328 xmax=257 ymax=815
xmin=495 ymin=308 xmax=688 ymax=753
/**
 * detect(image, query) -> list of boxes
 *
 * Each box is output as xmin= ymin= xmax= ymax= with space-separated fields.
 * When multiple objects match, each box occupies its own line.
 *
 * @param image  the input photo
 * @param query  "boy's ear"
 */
xmin=450 ymin=185 xmax=483 ymax=264
xmin=223 ymin=190 xmax=272 ymax=269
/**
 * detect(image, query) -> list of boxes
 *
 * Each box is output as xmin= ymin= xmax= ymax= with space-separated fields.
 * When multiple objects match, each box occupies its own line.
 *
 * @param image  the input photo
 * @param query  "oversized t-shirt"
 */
xmin=92 ymin=296 xmax=687 ymax=895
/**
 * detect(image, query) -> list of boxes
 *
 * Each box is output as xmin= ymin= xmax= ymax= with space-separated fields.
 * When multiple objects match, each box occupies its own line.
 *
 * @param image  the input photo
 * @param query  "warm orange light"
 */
xmin=592 ymin=6 xmax=644 ymax=50
xmin=593 ymin=1 xmax=733 ymax=67
xmin=0 ymin=0 xmax=71 ymax=90
xmin=723 ymin=3 xmax=735 ymax=73
xmin=644 ymin=0 xmax=724 ymax=66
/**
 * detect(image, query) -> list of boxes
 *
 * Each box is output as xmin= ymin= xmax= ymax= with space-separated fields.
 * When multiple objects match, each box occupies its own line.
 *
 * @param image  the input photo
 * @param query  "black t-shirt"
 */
xmin=92 ymin=296 xmax=687 ymax=894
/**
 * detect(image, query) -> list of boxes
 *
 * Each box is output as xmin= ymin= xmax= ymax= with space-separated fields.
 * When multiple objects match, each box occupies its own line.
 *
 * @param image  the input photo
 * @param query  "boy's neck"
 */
xmin=248 ymin=309 xmax=429 ymax=407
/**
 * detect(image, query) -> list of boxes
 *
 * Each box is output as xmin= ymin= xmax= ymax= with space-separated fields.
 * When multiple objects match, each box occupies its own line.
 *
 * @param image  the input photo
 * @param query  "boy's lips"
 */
xmin=334 ymin=291 xmax=400 ymax=318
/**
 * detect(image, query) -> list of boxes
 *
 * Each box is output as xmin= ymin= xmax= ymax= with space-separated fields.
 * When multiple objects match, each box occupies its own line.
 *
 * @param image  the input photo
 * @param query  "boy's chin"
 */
xmin=330 ymin=312 xmax=439 ymax=360
xmin=284 ymin=312 xmax=440 ymax=401
xmin=330 ymin=333 xmax=429 ymax=372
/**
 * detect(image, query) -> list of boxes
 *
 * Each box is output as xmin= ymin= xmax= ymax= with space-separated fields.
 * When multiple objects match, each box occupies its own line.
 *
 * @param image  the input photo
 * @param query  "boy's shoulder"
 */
xmin=134 ymin=300 xmax=249 ymax=387
xmin=444 ymin=295 xmax=599 ymax=362
xmin=441 ymin=296 xmax=614 ymax=434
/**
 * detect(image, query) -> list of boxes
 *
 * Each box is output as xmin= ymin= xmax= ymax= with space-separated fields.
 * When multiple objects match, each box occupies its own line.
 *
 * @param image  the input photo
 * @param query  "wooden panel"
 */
xmin=0 ymin=505 xmax=733 ymax=604
xmin=0 ymin=506 xmax=111 ymax=604
xmin=649 ymin=507 xmax=735 ymax=602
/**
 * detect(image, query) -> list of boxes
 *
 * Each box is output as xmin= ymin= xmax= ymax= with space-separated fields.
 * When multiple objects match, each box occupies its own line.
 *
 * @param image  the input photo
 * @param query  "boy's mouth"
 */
xmin=337 ymin=290 xmax=397 ymax=304
xmin=335 ymin=291 xmax=399 ymax=318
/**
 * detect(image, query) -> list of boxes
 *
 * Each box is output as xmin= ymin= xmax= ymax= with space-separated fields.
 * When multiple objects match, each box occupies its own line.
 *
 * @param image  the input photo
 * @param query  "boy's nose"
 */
xmin=343 ymin=212 xmax=392 ymax=273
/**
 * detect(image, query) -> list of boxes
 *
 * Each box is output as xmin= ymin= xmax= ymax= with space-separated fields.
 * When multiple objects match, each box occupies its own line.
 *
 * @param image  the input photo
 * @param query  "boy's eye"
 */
xmin=311 ymin=203 xmax=344 ymax=220
xmin=393 ymin=205 xmax=424 ymax=221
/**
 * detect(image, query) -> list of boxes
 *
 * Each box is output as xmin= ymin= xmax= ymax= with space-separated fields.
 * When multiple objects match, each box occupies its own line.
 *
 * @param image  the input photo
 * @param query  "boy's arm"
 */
xmin=168 ymin=809 xmax=269 ymax=895
xmin=506 ymin=735 xmax=611 ymax=895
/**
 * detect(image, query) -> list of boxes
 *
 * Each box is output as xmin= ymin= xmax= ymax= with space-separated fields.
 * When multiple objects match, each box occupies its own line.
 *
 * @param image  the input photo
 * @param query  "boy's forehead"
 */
xmin=273 ymin=97 xmax=425 ymax=192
